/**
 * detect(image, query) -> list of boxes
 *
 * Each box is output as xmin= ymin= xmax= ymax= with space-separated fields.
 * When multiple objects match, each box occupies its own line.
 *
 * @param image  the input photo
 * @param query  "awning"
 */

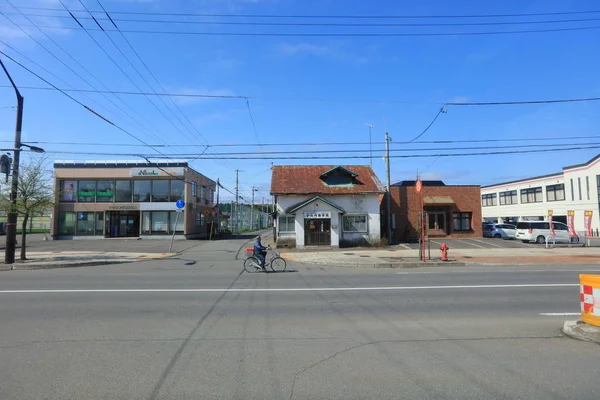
xmin=423 ymin=196 xmax=455 ymax=205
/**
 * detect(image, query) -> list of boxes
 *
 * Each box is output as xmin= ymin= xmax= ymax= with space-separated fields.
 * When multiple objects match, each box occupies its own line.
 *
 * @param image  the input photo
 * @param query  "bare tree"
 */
xmin=0 ymin=157 xmax=54 ymax=260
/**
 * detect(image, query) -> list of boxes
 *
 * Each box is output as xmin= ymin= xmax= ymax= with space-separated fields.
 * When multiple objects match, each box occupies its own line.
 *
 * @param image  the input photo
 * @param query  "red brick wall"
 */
xmin=383 ymin=185 xmax=482 ymax=242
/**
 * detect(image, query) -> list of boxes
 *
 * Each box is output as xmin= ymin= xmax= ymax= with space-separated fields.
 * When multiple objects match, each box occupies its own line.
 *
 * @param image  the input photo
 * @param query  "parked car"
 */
xmin=483 ymin=223 xmax=517 ymax=239
xmin=515 ymin=221 xmax=579 ymax=244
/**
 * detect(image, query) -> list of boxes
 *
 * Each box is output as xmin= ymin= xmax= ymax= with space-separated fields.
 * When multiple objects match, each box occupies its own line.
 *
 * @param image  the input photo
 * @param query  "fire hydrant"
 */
xmin=440 ymin=243 xmax=449 ymax=261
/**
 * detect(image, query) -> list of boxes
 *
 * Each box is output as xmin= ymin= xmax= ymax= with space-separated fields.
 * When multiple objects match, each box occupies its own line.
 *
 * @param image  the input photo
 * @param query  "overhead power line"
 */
xmin=7 ymin=12 xmax=600 ymax=27
xmin=60 ymin=0 xmax=200 ymax=149
xmin=3 ymin=5 xmax=600 ymax=19
xmin=38 ymin=141 xmax=600 ymax=157
xmin=40 ymin=145 xmax=600 ymax=160
xmin=3 ymin=84 xmax=600 ymax=106
xmin=96 ymin=0 xmax=229 ymax=167
xmin=5 ymin=135 xmax=600 ymax=148
xmin=15 ymin=23 xmax=600 ymax=37
xmin=1 ymin=2 xmax=179 ymax=149
xmin=408 ymin=105 xmax=447 ymax=142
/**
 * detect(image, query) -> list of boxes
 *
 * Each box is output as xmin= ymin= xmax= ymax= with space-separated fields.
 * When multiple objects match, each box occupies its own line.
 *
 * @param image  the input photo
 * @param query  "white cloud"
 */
xmin=420 ymin=170 xmax=470 ymax=181
xmin=449 ymin=96 xmax=469 ymax=104
xmin=277 ymin=43 xmax=330 ymax=56
xmin=276 ymin=42 xmax=369 ymax=64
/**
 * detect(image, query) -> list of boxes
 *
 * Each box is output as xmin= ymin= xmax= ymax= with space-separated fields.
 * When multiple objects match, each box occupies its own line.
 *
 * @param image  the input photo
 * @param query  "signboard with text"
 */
xmin=548 ymin=210 xmax=555 ymax=236
xmin=130 ymin=167 xmax=184 ymax=177
xmin=304 ymin=211 xmax=331 ymax=219
xmin=567 ymin=210 xmax=576 ymax=236
xmin=584 ymin=210 xmax=594 ymax=237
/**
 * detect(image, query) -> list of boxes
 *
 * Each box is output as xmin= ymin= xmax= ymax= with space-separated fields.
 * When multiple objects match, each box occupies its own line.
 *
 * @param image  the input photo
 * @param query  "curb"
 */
xmin=9 ymin=260 xmax=134 ymax=270
xmin=293 ymin=261 xmax=467 ymax=268
xmin=562 ymin=320 xmax=600 ymax=344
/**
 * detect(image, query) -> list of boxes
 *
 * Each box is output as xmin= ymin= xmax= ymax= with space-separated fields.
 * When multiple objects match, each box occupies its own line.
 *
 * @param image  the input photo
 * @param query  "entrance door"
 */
xmin=108 ymin=212 xmax=140 ymax=237
xmin=427 ymin=212 xmax=446 ymax=234
xmin=305 ymin=219 xmax=331 ymax=246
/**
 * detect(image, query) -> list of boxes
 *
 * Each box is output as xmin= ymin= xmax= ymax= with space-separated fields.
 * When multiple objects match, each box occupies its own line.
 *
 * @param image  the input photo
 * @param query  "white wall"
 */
xmin=276 ymin=194 xmax=381 ymax=247
xmin=481 ymin=158 xmax=600 ymax=234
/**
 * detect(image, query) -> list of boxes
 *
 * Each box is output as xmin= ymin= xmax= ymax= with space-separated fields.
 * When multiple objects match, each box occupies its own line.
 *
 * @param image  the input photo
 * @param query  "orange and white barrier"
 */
xmin=580 ymin=274 xmax=600 ymax=327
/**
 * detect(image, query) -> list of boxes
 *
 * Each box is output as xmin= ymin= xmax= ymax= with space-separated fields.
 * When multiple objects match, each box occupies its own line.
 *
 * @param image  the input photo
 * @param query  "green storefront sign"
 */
xmin=79 ymin=192 xmax=114 ymax=197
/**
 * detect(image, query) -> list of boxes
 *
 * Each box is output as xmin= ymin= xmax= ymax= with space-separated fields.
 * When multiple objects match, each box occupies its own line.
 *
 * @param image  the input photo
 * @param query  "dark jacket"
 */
xmin=253 ymin=240 xmax=266 ymax=256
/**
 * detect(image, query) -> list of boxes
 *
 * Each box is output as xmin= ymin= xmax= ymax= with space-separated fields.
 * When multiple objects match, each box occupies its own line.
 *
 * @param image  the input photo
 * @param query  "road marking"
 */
xmin=462 ymin=239 xmax=484 ymax=249
xmin=0 ymin=284 xmax=578 ymax=294
xmin=470 ymin=238 xmax=502 ymax=248
xmin=539 ymin=313 xmax=580 ymax=316
xmin=396 ymin=269 xmax=600 ymax=274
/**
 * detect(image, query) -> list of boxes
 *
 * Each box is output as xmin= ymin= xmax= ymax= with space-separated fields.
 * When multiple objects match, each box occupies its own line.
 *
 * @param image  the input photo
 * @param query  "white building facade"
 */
xmin=271 ymin=166 xmax=384 ymax=248
xmin=481 ymin=154 xmax=600 ymax=235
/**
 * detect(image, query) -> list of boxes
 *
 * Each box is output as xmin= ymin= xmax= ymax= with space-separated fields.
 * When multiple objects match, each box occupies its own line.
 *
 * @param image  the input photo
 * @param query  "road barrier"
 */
xmin=580 ymin=274 xmax=600 ymax=327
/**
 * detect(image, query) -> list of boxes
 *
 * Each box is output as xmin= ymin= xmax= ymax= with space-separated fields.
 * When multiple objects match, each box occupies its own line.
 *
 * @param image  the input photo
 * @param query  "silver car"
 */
xmin=483 ymin=223 xmax=516 ymax=239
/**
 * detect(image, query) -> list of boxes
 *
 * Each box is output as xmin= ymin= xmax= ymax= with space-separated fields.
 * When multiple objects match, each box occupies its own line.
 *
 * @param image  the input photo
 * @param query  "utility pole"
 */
xmin=262 ymin=196 xmax=265 ymax=229
xmin=366 ymin=124 xmax=374 ymax=167
xmin=1 ymin=59 xmax=23 ymax=264
xmin=385 ymin=131 xmax=392 ymax=243
xmin=215 ymin=179 xmax=220 ymax=234
xmin=234 ymin=169 xmax=242 ymax=234
xmin=250 ymin=185 xmax=255 ymax=232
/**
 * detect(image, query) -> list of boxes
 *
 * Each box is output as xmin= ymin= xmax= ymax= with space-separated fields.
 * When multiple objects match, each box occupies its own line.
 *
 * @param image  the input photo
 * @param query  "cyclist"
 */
xmin=253 ymin=235 xmax=268 ymax=270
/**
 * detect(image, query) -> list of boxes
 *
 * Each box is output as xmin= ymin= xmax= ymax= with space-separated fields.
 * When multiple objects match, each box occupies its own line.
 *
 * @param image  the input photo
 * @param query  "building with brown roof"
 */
xmin=384 ymin=180 xmax=482 ymax=242
xmin=270 ymin=165 xmax=385 ymax=248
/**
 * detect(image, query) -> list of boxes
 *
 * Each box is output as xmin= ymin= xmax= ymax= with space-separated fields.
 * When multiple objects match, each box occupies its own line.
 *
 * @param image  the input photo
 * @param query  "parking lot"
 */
xmin=400 ymin=237 xmax=594 ymax=250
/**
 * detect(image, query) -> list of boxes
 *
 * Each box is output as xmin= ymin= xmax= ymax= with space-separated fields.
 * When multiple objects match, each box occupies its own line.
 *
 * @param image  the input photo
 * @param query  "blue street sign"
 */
xmin=176 ymin=199 xmax=185 ymax=209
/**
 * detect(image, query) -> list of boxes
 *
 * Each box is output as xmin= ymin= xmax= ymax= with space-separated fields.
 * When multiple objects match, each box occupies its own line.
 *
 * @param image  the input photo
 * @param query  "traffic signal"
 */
xmin=0 ymin=154 xmax=12 ymax=183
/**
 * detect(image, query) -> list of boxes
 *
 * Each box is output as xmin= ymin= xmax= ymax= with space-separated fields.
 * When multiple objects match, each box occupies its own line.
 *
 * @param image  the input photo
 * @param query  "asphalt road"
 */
xmin=1 ymin=236 xmax=599 ymax=400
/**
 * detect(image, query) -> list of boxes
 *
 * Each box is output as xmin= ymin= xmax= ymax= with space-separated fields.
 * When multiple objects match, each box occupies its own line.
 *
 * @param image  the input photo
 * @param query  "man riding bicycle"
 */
xmin=253 ymin=235 xmax=268 ymax=270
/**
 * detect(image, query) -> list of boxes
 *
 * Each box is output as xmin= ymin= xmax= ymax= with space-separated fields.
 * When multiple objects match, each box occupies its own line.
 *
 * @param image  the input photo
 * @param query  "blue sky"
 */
xmin=1 ymin=0 xmax=600 ymax=202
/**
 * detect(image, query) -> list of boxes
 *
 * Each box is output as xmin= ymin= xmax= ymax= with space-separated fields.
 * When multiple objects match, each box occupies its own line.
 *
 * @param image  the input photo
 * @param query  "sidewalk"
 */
xmin=280 ymin=246 xmax=600 ymax=268
xmin=0 ymin=251 xmax=174 ymax=271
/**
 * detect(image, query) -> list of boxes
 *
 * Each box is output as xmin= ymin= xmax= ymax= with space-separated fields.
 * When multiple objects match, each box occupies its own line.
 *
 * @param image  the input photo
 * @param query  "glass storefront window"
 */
xmin=142 ymin=211 xmax=151 ymax=234
xmin=133 ymin=180 xmax=151 ymax=202
xmin=152 ymin=211 xmax=169 ymax=233
xmin=96 ymin=181 xmax=115 ymax=202
xmin=169 ymin=211 xmax=184 ymax=232
xmin=78 ymin=181 xmax=96 ymax=203
xmin=60 ymin=180 xmax=77 ymax=202
xmin=170 ymin=180 xmax=185 ymax=201
xmin=58 ymin=212 xmax=75 ymax=234
xmin=95 ymin=212 xmax=104 ymax=234
xmin=115 ymin=180 xmax=132 ymax=202
xmin=152 ymin=180 xmax=169 ymax=202
xmin=76 ymin=212 xmax=95 ymax=234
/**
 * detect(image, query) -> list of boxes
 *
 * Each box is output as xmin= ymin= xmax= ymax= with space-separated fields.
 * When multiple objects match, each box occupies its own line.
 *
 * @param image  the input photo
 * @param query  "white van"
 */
xmin=515 ymin=221 xmax=579 ymax=244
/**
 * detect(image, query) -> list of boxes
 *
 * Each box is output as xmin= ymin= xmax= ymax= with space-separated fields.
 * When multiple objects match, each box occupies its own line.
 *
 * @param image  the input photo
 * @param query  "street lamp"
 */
xmin=21 ymin=143 xmax=45 ymax=153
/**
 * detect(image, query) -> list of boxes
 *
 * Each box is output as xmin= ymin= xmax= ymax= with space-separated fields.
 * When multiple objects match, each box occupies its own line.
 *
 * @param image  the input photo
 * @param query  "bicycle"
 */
xmin=244 ymin=247 xmax=287 ymax=273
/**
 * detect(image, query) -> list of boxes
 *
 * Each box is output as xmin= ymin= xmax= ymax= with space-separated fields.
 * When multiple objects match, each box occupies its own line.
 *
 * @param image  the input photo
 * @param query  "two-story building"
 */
xmin=52 ymin=160 xmax=216 ymax=239
xmin=481 ymin=153 xmax=600 ymax=235
xmin=271 ymin=165 xmax=385 ymax=248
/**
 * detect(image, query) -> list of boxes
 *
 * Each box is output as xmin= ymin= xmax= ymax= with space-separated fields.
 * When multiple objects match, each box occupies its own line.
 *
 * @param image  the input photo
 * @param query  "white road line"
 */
xmin=0 ymin=284 xmax=578 ymax=294
xmin=539 ymin=313 xmax=580 ymax=316
xmin=398 ymin=244 xmax=412 ymax=250
xmin=462 ymin=239 xmax=484 ymax=248
xmin=396 ymin=269 xmax=600 ymax=274
xmin=470 ymin=238 xmax=502 ymax=248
